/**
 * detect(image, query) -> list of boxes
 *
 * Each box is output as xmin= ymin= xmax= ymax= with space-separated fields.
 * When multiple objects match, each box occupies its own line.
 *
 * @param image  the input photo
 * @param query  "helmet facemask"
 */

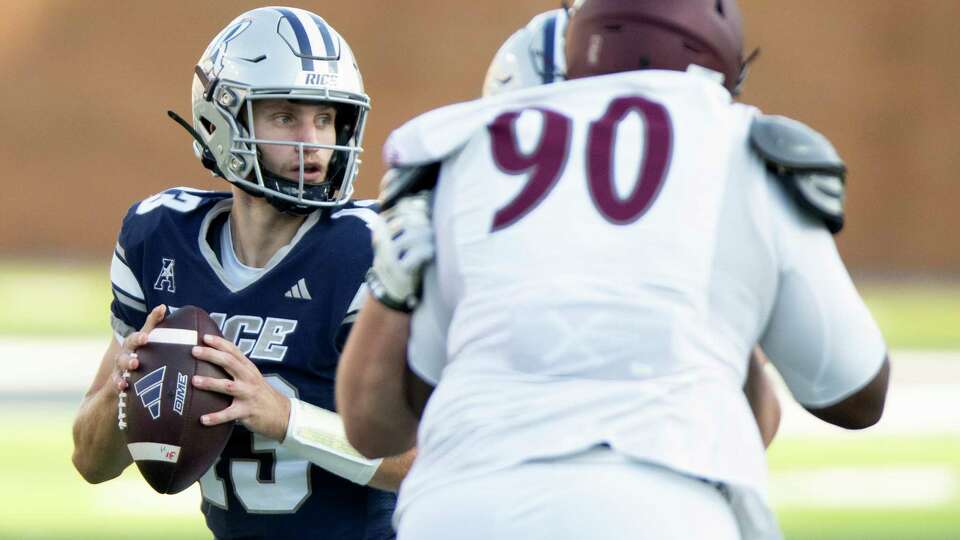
xmin=227 ymin=91 xmax=368 ymax=214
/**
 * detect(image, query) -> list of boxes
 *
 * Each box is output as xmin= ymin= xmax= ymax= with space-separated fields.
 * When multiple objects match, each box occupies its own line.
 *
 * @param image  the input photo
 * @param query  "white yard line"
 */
xmin=4 ymin=340 xmax=958 ymax=435
xmin=3 ymin=339 xmax=957 ymax=438
xmin=771 ymin=466 xmax=958 ymax=509
xmin=8 ymin=339 xmax=955 ymax=421
xmin=0 ymin=337 xmax=106 ymax=398
xmin=769 ymin=351 xmax=960 ymax=439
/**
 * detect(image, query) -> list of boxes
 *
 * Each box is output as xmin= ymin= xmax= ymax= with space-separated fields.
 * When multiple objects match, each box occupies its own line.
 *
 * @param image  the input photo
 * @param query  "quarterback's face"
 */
xmin=252 ymin=100 xmax=337 ymax=183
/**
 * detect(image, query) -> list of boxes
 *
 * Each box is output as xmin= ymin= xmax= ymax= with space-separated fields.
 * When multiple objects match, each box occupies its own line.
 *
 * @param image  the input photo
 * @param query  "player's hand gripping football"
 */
xmin=114 ymin=304 xmax=167 ymax=395
xmin=114 ymin=304 xmax=167 ymax=430
xmin=190 ymin=335 xmax=291 ymax=441
xmin=366 ymin=192 xmax=435 ymax=312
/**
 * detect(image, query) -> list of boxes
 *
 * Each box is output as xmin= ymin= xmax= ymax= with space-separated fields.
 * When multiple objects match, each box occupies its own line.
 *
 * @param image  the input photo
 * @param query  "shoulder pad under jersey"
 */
xmin=379 ymin=162 xmax=442 ymax=211
xmin=750 ymin=115 xmax=847 ymax=234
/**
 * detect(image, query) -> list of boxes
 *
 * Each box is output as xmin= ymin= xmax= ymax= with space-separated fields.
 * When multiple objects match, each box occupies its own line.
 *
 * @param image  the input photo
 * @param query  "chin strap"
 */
xmin=734 ymin=48 xmax=762 ymax=97
xmin=258 ymin=167 xmax=334 ymax=216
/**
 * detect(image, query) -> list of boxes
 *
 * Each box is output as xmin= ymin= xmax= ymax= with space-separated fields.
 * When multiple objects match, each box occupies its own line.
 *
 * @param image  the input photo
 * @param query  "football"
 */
xmin=119 ymin=305 xmax=234 ymax=494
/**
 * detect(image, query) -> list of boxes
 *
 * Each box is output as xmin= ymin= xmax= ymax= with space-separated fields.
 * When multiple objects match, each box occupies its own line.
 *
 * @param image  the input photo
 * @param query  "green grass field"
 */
xmin=1 ymin=262 xmax=958 ymax=539
xmin=0 ymin=405 xmax=209 ymax=540
xmin=769 ymin=436 xmax=960 ymax=540
xmin=1 ymin=405 xmax=956 ymax=540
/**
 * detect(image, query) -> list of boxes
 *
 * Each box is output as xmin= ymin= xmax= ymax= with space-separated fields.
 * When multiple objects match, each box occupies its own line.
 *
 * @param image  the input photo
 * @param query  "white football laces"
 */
xmin=117 ymin=370 xmax=130 ymax=431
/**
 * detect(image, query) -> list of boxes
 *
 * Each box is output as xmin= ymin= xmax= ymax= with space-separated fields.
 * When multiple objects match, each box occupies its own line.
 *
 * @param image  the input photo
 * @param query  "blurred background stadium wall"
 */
xmin=0 ymin=0 xmax=959 ymax=275
xmin=0 ymin=2 xmax=957 ymax=539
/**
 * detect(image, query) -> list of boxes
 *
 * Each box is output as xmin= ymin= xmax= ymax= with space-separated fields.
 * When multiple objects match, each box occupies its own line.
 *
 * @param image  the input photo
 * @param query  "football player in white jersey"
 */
xmin=338 ymin=1 xmax=890 ymax=539
xmin=71 ymin=7 xmax=412 ymax=539
xmin=482 ymin=7 xmax=781 ymax=447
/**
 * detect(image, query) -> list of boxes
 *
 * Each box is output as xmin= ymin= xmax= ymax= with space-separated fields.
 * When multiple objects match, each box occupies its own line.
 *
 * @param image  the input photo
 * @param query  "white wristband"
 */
xmin=280 ymin=398 xmax=383 ymax=486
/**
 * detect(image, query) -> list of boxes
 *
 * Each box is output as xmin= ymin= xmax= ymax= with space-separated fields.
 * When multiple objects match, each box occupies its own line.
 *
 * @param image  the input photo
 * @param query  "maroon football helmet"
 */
xmin=565 ymin=0 xmax=746 ymax=94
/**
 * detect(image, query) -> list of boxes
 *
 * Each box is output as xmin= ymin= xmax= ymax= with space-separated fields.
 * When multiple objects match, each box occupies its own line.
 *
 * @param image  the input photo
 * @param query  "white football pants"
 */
xmin=397 ymin=447 xmax=740 ymax=540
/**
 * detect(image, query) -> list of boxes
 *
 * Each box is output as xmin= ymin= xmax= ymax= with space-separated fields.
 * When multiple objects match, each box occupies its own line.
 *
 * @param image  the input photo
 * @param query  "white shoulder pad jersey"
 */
xmin=387 ymin=70 xmax=885 ymax=540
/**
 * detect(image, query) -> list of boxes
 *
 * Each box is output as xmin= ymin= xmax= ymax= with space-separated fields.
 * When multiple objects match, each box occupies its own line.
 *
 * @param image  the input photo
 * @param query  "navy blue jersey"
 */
xmin=109 ymin=188 xmax=395 ymax=540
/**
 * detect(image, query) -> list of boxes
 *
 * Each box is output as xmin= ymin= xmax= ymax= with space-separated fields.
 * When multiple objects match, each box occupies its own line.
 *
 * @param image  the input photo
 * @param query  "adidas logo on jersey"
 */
xmin=284 ymin=278 xmax=312 ymax=301
xmin=134 ymin=366 xmax=166 ymax=420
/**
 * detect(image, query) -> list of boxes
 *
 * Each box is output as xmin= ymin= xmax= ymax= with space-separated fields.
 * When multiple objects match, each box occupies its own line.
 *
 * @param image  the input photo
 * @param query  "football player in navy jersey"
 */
xmin=71 ymin=7 xmax=411 ymax=540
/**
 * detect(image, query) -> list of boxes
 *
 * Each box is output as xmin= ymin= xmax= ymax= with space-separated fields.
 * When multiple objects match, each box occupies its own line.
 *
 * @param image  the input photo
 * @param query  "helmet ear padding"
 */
xmin=324 ymin=103 xmax=360 ymax=190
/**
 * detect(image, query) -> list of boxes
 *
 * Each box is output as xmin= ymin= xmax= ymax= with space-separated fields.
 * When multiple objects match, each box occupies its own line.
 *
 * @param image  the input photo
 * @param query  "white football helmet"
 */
xmin=482 ymin=9 xmax=569 ymax=97
xmin=189 ymin=7 xmax=370 ymax=213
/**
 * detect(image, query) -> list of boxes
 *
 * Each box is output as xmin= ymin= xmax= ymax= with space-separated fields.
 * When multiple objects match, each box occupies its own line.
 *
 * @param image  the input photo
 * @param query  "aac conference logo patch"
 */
xmin=153 ymin=258 xmax=176 ymax=293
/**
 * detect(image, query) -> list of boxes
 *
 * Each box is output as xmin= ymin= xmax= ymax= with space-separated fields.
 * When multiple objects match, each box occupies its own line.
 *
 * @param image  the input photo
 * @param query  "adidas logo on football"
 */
xmin=284 ymin=278 xmax=312 ymax=301
xmin=134 ymin=366 xmax=166 ymax=420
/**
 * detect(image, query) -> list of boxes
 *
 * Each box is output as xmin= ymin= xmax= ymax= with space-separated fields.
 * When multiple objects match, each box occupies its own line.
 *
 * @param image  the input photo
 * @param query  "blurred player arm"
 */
xmin=804 ymin=359 xmax=889 ymax=429
xmin=72 ymin=306 xmax=165 ymax=483
xmin=339 ymin=192 xmax=439 ymax=458
xmin=760 ymin=178 xmax=889 ymax=430
xmin=337 ymin=298 xmax=426 ymax=459
xmin=744 ymin=348 xmax=780 ymax=448
xmin=368 ymin=435 xmax=417 ymax=492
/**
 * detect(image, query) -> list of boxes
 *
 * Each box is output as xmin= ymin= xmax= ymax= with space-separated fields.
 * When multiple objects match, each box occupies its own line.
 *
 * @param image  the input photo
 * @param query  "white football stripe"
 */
xmin=128 ymin=442 xmax=182 ymax=463
xmin=148 ymin=328 xmax=198 ymax=346
xmin=111 ymin=249 xmax=145 ymax=300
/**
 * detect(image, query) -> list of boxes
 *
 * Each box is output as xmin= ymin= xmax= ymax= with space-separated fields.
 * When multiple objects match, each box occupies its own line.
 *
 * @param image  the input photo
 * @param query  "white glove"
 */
xmin=367 ymin=192 xmax=435 ymax=312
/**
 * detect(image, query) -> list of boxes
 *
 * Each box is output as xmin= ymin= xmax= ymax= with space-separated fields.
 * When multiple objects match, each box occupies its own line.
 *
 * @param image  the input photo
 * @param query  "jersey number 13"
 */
xmin=199 ymin=376 xmax=310 ymax=513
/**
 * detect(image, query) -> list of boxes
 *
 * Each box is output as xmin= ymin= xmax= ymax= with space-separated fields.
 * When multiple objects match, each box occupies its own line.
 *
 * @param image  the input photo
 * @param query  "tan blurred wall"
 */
xmin=0 ymin=1 xmax=957 ymax=275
